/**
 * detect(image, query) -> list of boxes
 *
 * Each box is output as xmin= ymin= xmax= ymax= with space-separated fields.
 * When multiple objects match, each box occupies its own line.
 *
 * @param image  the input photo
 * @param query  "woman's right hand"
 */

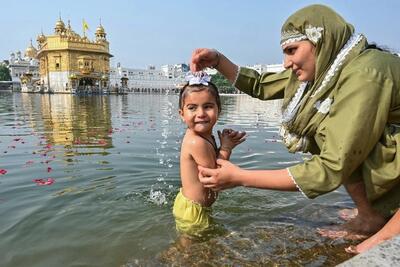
xmin=198 ymin=159 xmax=242 ymax=191
xmin=190 ymin=48 xmax=219 ymax=72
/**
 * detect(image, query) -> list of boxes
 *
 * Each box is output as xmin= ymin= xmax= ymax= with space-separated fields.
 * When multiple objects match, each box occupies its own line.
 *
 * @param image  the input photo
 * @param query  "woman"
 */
xmin=190 ymin=4 xmax=400 ymax=254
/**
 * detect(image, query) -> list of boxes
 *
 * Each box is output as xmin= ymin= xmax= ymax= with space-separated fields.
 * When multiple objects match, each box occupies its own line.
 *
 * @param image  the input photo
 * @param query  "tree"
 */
xmin=211 ymin=72 xmax=238 ymax=94
xmin=0 ymin=65 xmax=11 ymax=81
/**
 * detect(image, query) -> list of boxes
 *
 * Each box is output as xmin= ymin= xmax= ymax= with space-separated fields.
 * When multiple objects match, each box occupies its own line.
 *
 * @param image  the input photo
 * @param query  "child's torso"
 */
xmin=180 ymin=131 xmax=218 ymax=206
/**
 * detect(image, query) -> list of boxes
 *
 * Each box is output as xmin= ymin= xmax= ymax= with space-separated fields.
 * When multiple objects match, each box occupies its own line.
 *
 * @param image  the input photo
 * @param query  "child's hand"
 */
xmin=218 ymin=128 xmax=246 ymax=153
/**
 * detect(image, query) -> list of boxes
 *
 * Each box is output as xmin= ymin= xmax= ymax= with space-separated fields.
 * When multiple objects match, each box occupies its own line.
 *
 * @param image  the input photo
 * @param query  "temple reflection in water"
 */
xmin=19 ymin=93 xmax=113 ymax=148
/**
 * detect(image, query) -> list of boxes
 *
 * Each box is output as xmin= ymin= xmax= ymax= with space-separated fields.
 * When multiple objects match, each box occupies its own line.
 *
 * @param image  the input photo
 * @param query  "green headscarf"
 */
xmin=279 ymin=4 xmax=368 ymax=152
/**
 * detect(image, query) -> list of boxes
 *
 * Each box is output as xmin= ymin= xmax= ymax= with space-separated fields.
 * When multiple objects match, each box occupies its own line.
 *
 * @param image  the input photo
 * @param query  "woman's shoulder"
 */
xmin=344 ymin=49 xmax=400 ymax=80
xmin=353 ymin=50 xmax=400 ymax=70
xmin=362 ymin=49 xmax=398 ymax=62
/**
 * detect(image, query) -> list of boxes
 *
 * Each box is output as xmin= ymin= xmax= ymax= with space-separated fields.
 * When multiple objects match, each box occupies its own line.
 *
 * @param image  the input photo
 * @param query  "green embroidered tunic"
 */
xmin=235 ymin=49 xmax=400 ymax=216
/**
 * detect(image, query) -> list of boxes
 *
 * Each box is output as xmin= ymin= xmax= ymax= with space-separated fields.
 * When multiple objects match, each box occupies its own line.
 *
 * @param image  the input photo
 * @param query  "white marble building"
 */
xmin=7 ymin=42 xmax=40 ymax=90
xmin=246 ymin=63 xmax=284 ymax=73
xmin=110 ymin=63 xmax=188 ymax=92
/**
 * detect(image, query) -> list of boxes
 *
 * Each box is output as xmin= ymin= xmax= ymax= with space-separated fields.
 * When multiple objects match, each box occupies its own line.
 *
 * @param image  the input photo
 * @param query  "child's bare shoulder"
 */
xmin=181 ymin=130 xmax=208 ymax=150
xmin=181 ymin=130 xmax=216 ymax=167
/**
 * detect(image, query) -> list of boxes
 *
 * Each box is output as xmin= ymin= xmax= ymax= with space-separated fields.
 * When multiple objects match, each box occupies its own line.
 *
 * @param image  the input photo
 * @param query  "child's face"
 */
xmin=179 ymin=90 xmax=219 ymax=135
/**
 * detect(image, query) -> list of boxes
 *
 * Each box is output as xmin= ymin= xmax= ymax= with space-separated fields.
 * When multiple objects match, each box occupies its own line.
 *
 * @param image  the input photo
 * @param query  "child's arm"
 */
xmin=218 ymin=129 xmax=246 ymax=160
xmin=187 ymin=134 xmax=218 ymax=169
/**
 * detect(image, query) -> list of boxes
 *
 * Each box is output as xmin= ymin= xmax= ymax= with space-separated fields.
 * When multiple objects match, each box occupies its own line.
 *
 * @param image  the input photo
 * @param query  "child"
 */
xmin=173 ymin=72 xmax=246 ymax=239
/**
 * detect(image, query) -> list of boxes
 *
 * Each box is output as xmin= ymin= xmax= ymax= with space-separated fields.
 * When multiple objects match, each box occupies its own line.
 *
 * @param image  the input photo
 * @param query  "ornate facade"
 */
xmin=7 ymin=41 xmax=39 ymax=91
xmin=33 ymin=18 xmax=113 ymax=94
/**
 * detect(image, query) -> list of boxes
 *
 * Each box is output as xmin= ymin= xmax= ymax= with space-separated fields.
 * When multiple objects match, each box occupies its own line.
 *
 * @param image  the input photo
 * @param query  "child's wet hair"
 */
xmin=178 ymin=82 xmax=221 ymax=113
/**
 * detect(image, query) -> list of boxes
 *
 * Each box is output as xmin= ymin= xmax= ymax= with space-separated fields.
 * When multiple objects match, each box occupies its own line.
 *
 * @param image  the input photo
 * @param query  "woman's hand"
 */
xmin=198 ymin=159 xmax=243 ymax=191
xmin=190 ymin=48 xmax=219 ymax=72
xmin=190 ymin=48 xmax=239 ymax=83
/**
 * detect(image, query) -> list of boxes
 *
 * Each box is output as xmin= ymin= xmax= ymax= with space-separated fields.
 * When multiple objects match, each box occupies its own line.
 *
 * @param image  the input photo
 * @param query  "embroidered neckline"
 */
xmin=281 ymin=82 xmax=308 ymax=123
xmin=310 ymin=34 xmax=363 ymax=97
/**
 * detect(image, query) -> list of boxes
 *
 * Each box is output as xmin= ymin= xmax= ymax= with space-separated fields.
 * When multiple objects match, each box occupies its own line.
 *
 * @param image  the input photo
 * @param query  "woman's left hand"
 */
xmin=198 ymin=158 xmax=243 ymax=191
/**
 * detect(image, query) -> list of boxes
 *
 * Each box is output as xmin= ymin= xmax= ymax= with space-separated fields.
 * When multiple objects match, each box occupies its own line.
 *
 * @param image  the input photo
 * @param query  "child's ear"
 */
xmin=179 ymin=109 xmax=184 ymax=121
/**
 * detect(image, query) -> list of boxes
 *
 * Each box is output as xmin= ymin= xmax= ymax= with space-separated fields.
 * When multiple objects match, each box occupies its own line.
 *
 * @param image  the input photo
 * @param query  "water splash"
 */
xmin=149 ymin=188 xmax=168 ymax=206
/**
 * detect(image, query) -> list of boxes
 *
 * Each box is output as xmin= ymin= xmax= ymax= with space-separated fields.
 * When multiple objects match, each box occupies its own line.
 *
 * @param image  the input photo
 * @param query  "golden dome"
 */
xmin=96 ymin=25 xmax=105 ymax=34
xmin=37 ymin=32 xmax=46 ymax=43
xmin=54 ymin=16 xmax=66 ymax=34
xmin=25 ymin=40 xmax=37 ymax=58
xmin=55 ymin=19 xmax=65 ymax=29
xmin=95 ymin=22 xmax=107 ymax=41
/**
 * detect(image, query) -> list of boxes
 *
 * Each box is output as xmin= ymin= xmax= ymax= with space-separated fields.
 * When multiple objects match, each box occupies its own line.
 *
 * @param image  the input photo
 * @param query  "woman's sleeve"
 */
xmin=234 ymin=67 xmax=290 ymax=100
xmin=288 ymin=68 xmax=394 ymax=199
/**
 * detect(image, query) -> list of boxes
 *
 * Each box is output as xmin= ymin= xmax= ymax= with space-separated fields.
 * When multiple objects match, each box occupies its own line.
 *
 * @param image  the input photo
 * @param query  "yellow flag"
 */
xmin=82 ymin=19 xmax=89 ymax=32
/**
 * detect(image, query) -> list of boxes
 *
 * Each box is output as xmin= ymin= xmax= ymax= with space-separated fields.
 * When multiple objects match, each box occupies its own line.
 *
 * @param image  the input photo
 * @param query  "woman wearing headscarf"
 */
xmin=190 ymin=4 xmax=400 ymax=253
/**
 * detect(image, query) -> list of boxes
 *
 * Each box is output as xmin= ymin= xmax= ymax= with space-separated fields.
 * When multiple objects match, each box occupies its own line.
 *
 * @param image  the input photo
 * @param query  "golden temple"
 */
xmin=23 ymin=17 xmax=113 ymax=94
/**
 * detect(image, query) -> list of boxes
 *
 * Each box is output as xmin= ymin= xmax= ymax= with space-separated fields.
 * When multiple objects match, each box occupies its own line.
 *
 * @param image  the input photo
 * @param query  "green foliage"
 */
xmin=0 ymin=65 xmax=11 ymax=81
xmin=211 ymin=72 xmax=238 ymax=94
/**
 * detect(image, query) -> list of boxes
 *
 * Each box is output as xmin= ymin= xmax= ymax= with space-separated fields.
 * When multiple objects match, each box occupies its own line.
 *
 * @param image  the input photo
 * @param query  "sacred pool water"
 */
xmin=0 ymin=92 xmax=355 ymax=266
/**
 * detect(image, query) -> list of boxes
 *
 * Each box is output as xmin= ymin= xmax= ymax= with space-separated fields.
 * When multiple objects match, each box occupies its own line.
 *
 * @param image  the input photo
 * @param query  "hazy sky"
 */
xmin=1 ymin=0 xmax=399 ymax=68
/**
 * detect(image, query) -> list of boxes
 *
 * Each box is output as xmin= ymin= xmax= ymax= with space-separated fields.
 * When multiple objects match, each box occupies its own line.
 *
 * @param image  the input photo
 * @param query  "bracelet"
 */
xmin=211 ymin=50 xmax=220 ymax=69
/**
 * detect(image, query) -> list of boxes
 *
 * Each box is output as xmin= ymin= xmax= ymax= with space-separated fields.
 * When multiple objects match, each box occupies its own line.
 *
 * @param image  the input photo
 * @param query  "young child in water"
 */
xmin=173 ymin=72 xmax=246 ymax=239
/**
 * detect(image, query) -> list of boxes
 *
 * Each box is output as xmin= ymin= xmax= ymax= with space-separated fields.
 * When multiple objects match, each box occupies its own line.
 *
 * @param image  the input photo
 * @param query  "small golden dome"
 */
xmin=54 ymin=16 xmax=66 ymax=34
xmin=25 ymin=40 xmax=37 ymax=58
xmin=37 ymin=32 xmax=46 ymax=43
xmin=55 ymin=19 xmax=65 ymax=29
xmin=96 ymin=25 xmax=105 ymax=34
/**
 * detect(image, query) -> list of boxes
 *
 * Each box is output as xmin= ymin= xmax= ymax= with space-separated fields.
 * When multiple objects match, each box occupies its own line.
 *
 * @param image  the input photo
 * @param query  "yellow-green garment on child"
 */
xmin=173 ymin=189 xmax=213 ymax=237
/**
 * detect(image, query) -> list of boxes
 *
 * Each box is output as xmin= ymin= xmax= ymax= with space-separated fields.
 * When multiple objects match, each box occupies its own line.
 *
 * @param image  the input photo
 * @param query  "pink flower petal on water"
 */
xmin=98 ymin=140 xmax=107 ymax=145
xmin=47 ymin=167 xmax=52 ymax=172
xmin=0 ymin=169 xmax=7 ymax=175
xmin=33 ymin=178 xmax=55 ymax=186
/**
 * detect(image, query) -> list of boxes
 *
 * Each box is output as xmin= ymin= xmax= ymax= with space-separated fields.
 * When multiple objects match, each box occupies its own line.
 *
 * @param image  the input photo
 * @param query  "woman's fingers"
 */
xmin=216 ymin=158 xmax=229 ymax=167
xmin=190 ymin=48 xmax=205 ymax=71
xmin=198 ymin=165 xmax=216 ymax=179
xmin=345 ymin=245 xmax=359 ymax=254
xmin=190 ymin=48 xmax=216 ymax=71
xmin=198 ymin=167 xmax=219 ymax=190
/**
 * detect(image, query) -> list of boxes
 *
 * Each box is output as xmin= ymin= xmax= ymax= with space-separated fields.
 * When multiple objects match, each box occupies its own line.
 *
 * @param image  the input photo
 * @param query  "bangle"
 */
xmin=211 ymin=50 xmax=220 ymax=69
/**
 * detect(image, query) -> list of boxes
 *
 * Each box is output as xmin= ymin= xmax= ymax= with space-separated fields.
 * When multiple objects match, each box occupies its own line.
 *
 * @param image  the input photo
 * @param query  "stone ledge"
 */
xmin=338 ymin=235 xmax=400 ymax=266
